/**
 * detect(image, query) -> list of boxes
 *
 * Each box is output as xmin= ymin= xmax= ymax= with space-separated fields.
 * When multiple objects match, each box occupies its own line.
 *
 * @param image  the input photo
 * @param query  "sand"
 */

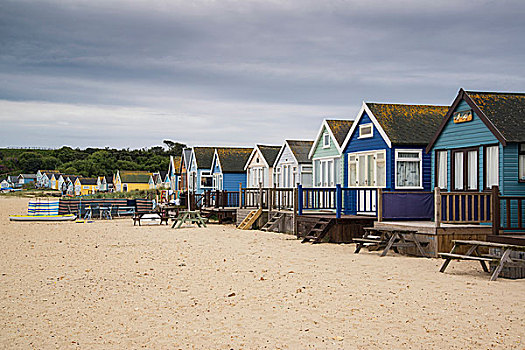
xmin=0 ymin=197 xmax=523 ymax=349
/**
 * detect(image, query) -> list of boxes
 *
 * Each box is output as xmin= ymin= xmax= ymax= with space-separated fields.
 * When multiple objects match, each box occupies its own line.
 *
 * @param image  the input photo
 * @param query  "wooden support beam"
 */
xmin=434 ymin=187 xmax=441 ymax=228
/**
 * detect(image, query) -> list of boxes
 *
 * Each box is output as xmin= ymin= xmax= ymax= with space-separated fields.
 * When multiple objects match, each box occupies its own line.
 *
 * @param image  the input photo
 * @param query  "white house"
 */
xmin=273 ymin=140 xmax=314 ymax=188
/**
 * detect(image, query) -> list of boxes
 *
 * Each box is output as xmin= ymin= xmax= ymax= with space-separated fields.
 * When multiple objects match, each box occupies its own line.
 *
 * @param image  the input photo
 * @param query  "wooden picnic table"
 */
xmin=171 ymin=210 xmax=208 ymax=229
xmin=354 ymin=227 xmax=428 ymax=257
xmin=439 ymin=240 xmax=525 ymax=281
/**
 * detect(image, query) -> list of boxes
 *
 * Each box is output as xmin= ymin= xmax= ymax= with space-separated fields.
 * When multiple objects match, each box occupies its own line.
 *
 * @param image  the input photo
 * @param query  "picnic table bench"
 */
xmin=171 ymin=210 xmax=208 ymax=229
xmin=132 ymin=212 xmax=170 ymax=226
xmin=354 ymin=227 xmax=429 ymax=257
xmin=439 ymin=240 xmax=525 ymax=281
xmin=116 ymin=206 xmax=135 ymax=217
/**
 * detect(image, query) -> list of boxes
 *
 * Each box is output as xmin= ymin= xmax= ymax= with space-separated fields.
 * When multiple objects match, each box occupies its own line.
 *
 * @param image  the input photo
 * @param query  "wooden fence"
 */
xmin=203 ymin=190 xmax=239 ymax=208
xmin=240 ymin=186 xmax=295 ymax=211
xmin=434 ymin=187 xmax=494 ymax=226
xmin=494 ymin=192 xmax=525 ymax=234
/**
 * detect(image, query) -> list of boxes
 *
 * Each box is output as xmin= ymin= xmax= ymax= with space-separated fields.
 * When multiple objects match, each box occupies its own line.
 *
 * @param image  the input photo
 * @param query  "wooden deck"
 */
xmin=201 ymin=207 xmax=237 ymax=224
xmin=297 ymin=214 xmax=375 ymax=243
xmin=487 ymin=234 xmax=525 ymax=246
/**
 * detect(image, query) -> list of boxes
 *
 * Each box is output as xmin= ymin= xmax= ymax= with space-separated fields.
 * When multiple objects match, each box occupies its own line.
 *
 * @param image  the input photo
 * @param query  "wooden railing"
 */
xmin=203 ymin=190 xmax=239 ymax=208
xmin=435 ymin=187 xmax=493 ymax=226
xmin=269 ymin=188 xmax=294 ymax=211
xmin=300 ymin=187 xmax=337 ymax=211
xmin=240 ymin=187 xmax=268 ymax=209
xmin=496 ymin=194 xmax=525 ymax=233
xmin=240 ymin=186 xmax=296 ymax=211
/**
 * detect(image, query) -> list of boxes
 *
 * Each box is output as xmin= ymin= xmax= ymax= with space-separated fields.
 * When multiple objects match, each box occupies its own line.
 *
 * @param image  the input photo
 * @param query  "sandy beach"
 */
xmin=0 ymin=197 xmax=523 ymax=349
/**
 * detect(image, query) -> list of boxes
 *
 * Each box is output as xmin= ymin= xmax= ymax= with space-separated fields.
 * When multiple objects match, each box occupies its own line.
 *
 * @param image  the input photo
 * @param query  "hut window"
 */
xmin=436 ymin=150 xmax=448 ymax=189
xmin=519 ymin=143 xmax=525 ymax=182
xmin=395 ymin=150 xmax=422 ymax=189
xmin=323 ymin=132 xmax=330 ymax=148
xmin=484 ymin=145 xmax=499 ymax=189
xmin=274 ymin=167 xmax=281 ymax=187
xmin=200 ymin=171 xmax=213 ymax=188
xmin=452 ymin=148 xmax=478 ymax=191
xmin=359 ymin=124 xmax=373 ymax=139
xmin=348 ymin=150 xmax=386 ymax=187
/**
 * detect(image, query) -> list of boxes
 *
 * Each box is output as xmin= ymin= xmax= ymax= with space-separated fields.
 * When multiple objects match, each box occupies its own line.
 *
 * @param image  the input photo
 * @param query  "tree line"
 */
xmin=0 ymin=140 xmax=186 ymax=178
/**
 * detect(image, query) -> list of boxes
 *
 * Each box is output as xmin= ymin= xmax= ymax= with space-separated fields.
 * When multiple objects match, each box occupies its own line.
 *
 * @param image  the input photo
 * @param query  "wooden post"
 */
xmin=434 ymin=187 xmax=441 ymax=228
xmin=336 ymin=184 xmax=342 ymax=219
xmin=492 ymin=185 xmax=500 ymax=236
xmin=377 ymin=188 xmax=383 ymax=222
xmin=297 ymin=184 xmax=303 ymax=216
xmin=239 ymin=183 xmax=242 ymax=209
xmin=259 ymin=182 xmax=263 ymax=209
xmin=293 ymin=187 xmax=298 ymax=235
xmin=268 ymin=185 xmax=273 ymax=212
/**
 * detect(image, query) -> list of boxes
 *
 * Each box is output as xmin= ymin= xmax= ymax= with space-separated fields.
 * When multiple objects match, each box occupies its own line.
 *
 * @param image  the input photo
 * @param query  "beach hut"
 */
xmin=17 ymin=174 xmax=36 ymax=186
xmin=7 ymin=175 xmax=19 ymax=188
xmin=49 ymin=173 xmax=61 ymax=190
xmin=178 ymin=148 xmax=193 ymax=192
xmin=340 ymin=102 xmax=448 ymax=215
xmin=273 ymin=140 xmax=314 ymax=188
xmin=1 ymin=179 xmax=10 ymax=190
xmin=39 ymin=172 xmax=53 ymax=188
xmin=114 ymin=170 xmax=152 ymax=192
xmin=308 ymin=119 xmax=354 ymax=188
xmin=36 ymin=170 xmax=59 ymax=188
xmin=210 ymin=147 xmax=253 ymax=191
xmin=74 ymin=177 xmax=98 ymax=196
xmin=188 ymin=147 xmax=215 ymax=194
xmin=66 ymin=176 xmax=78 ymax=195
xmin=166 ymin=155 xmax=181 ymax=190
xmin=245 ymin=145 xmax=281 ymax=188
xmin=426 ymin=89 xmax=525 ymax=228
xmin=96 ymin=176 xmax=107 ymax=192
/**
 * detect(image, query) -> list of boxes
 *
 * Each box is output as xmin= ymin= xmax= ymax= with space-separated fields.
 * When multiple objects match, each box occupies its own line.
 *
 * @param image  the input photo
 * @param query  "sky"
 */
xmin=1 ymin=0 xmax=525 ymax=149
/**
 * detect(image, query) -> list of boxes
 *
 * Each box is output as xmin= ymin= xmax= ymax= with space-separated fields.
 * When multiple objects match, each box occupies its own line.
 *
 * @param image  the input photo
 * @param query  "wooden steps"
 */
xmin=261 ymin=213 xmax=285 ymax=232
xmin=237 ymin=209 xmax=262 ymax=230
xmin=301 ymin=218 xmax=334 ymax=244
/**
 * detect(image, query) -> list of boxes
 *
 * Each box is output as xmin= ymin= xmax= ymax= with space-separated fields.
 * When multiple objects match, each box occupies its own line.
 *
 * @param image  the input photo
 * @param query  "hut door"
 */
xmin=357 ymin=189 xmax=376 ymax=215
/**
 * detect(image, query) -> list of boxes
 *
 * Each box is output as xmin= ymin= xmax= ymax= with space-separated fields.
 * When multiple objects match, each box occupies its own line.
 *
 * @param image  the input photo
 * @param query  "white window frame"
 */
xmin=313 ymin=156 xmax=337 ymax=187
xmin=519 ymin=143 xmax=525 ymax=182
xmin=200 ymin=171 xmax=213 ymax=189
xmin=347 ymin=150 xmax=386 ymax=188
xmin=436 ymin=150 xmax=448 ymax=190
xmin=395 ymin=149 xmax=423 ymax=190
xmin=322 ymin=132 xmax=330 ymax=148
xmin=358 ymin=123 xmax=373 ymax=139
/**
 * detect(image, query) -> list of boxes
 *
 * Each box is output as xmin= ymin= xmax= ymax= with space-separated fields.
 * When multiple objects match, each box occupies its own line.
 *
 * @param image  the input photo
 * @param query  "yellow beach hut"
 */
xmin=74 ymin=177 xmax=98 ymax=196
xmin=114 ymin=170 xmax=152 ymax=192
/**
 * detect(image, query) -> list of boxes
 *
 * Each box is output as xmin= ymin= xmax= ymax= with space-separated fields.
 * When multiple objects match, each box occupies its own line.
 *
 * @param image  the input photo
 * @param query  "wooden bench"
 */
xmin=133 ymin=212 xmax=169 ymax=226
xmin=355 ymin=227 xmax=429 ymax=257
xmin=171 ymin=210 xmax=209 ymax=229
xmin=439 ymin=240 xmax=525 ymax=281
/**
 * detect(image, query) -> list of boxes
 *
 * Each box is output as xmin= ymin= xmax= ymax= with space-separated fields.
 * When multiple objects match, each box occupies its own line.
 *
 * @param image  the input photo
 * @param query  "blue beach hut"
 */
xmin=426 ymin=89 xmax=525 ymax=229
xmin=340 ymin=102 xmax=448 ymax=215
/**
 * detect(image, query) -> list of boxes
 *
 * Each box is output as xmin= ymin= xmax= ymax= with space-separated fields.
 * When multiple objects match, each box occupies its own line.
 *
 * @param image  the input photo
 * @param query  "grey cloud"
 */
xmin=1 ymin=0 xmax=525 ymax=148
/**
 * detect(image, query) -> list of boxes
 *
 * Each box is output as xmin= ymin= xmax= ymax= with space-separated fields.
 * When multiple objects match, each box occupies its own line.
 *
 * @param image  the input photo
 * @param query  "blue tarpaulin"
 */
xmin=382 ymin=192 xmax=434 ymax=220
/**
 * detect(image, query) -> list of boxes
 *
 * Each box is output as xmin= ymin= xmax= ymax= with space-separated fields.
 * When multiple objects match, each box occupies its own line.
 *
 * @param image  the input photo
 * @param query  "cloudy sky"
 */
xmin=1 ymin=0 xmax=524 ymax=149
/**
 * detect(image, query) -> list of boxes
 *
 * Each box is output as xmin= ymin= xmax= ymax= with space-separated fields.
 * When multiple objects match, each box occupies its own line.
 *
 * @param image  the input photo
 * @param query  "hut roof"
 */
xmin=286 ymin=140 xmax=314 ymax=163
xmin=257 ymin=145 xmax=281 ymax=166
xmin=465 ymin=91 xmax=525 ymax=142
xmin=216 ymin=147 xmax=253 ymax=172
xmin=325 ymin=120 xmax=354 ymax=147
xmin=193 ymin=147 xmax=215 ymax=169
xmin=366 ymin=103 xmax=448 ymax=145
xmin=120 ymin=171 xmax=152 ymax=184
